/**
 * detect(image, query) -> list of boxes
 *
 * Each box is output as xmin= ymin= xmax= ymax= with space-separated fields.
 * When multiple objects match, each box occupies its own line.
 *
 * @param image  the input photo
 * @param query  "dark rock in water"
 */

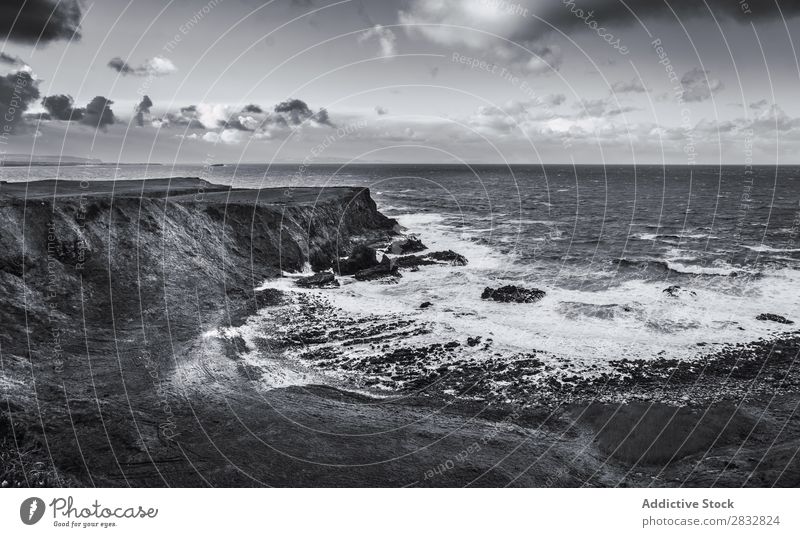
xmin=467 ymin=336 xmax=482 ymax=347
xmin=296 ymin=272 xmax=340 ymax=288
xmin=427 ymin=250 xmax=468 ymax=266
xmin=663 ymin=285 xmax=696 ymax=298
xmin=335 ymin=244 xmax=378 ymax=275
xmin=482 ymin=286 xmax=546 ymax=304
xmin=389 ymin=236 xmax=427 ymax=255
xmin=395 ymin=254 xmax=438 ymax=269
xmin=394 ymin=250 xmax=468 ymax=270
xmin=354 ymin=255 xmax=401 ymax=281
xmin=420 ymin=301 xmax=433 ymax=309
xmin=756 ymin=313 xmax=794 ymax=325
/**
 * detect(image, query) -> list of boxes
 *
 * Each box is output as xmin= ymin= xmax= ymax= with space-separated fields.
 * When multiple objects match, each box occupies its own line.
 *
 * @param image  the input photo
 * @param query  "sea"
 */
xmin=5 ymin=163 xmax=800 ymax=392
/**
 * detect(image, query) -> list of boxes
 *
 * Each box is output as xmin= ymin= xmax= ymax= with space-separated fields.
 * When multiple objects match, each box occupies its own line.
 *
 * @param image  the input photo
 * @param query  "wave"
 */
xmin=744 ymin=244 xmax=800 ymax=253
xmin=631 ymin=232 xmax=715 ymax=241
xmin=617 ymin=257 xmax=759 ymax=277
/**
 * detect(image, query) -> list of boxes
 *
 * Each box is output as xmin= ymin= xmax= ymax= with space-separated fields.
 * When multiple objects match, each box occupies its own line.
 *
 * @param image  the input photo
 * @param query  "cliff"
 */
xmin=0 ymin=178 xmax=396 ymax=348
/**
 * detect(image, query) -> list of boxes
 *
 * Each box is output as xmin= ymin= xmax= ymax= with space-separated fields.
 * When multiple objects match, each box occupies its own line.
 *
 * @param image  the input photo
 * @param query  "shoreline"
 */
xmin=1 ymin=178 xmax=798 ymax=487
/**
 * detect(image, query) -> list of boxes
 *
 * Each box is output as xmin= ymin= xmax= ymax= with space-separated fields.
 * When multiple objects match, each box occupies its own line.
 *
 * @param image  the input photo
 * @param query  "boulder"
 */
xmin=756 ymin=313 xmax=794 ymax=325
xmin=395 ymin=254 xmax=438 ymax=269
xmin=419 ymin=301 xmax=433 ymax=309
xmin=354 ymin=255 xmax=401 ymax=281
xmin=427 ymin=250 xmax=468 ymax=266
xmin=296 ymin=272 xmax=340 ymax=288
xmin=481 ymin=285 xmax=546 ymax=304
xmin=335 ymin=244 xmax=378 ymax=275
xmin=389 ymin=236 xmax=427 ymax=255
xmin=663 ymin=285 xmax=697 ymax=298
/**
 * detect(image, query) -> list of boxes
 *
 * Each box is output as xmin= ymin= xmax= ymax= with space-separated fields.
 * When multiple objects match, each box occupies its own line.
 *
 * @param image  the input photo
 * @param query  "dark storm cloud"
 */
xmin=0 ymin=69 xmax=40 ymax=133
xmin=41 ymin=94 xmax=84 ymax=121
xmin=243 ymin=104 xmax=263 ymax=114
xmin=81 ymin=96 xmax=115 ymax=129
xmin=134 ymin=95 xmax=153 ymax=127
xmin=0 ymin=0 xmax=81 ymax=44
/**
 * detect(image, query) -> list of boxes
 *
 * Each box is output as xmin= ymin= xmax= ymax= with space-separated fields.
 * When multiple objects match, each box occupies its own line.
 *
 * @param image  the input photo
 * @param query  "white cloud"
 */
xmin=358 ymin=25 xmax=397 ymax=58
xmin=144 ymin=56 xmax=177 ymax=76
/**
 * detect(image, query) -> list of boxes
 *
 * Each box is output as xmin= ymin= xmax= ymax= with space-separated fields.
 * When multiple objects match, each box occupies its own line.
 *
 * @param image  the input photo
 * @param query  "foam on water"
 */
xmin=247 ymin=212 xmax=800 ymax=390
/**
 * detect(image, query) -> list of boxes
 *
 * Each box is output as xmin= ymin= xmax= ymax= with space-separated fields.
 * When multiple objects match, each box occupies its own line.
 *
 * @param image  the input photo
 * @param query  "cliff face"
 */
xmin=0 ymin=179 xmax=396 ymax=341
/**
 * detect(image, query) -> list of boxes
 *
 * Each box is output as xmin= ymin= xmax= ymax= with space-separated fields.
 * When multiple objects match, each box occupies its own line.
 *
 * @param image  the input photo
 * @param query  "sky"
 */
xmin=1 ymin=0 xmax=800 ymax=165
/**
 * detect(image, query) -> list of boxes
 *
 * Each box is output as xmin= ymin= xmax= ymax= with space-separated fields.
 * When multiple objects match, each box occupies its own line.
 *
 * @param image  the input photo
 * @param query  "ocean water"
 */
xmin=7 ymin=163 xmax=800 ymax=388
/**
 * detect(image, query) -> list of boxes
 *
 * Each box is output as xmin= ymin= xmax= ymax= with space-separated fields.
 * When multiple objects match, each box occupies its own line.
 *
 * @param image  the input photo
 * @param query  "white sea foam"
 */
xmin=252 ymin=211 xmax=799 ymax=380
xmin=744 ymin=244 xmax=800 ymax=253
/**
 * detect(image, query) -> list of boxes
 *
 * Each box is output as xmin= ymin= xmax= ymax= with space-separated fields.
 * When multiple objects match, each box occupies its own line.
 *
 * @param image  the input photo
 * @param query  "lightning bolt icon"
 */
xmin=28 ymin=499 xmax=38 ymax=521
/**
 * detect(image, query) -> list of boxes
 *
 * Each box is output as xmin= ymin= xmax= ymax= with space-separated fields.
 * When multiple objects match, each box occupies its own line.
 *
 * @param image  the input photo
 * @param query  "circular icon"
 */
xmin=20 ymin=497 xmax=45 ymax=525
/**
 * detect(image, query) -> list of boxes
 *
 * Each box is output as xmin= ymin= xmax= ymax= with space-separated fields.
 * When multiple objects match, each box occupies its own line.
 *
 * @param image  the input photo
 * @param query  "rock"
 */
xmin=427 ymin=250 xmax=468 ymax=266
xmin=389 ymin=236 xmax=427 ymax=255
xmin=756 ymin=313 xmax=794 ymax=325
xmin=296 ymin=272 xmax=340 ymax=289
xmin=420 ymin=301 xmax=433 ymax=309
xmin=354 ymin=255 xmax=401 ymax=281
xmin=663 ymin=285 xmax=696 ymax=298
xmin=481 ymin=285 xmax=546 ymax=304
xmin=395 ymin=254 xmax=438 ymax=269
xmin=467 ymin=336 xmax=482 ymax=347
xmin=335 ymin=244 xmax=378 ymax=275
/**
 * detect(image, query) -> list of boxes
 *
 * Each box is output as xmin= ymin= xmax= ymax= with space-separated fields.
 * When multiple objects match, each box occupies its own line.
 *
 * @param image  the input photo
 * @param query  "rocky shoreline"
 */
xmin=1 ymin=178 xmax=798 ymax=487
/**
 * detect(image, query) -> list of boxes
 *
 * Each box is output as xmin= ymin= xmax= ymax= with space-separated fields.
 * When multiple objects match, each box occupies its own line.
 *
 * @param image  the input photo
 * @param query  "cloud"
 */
xmin=358 ymin=24 xmax=397 ymax=57
xmin=41 ymin=94 xmax=83 ymax=121
xmin=242 ymin=104 xmax=263 ymax=114
xmin=274 ymin=98 xmax=333 ymax=126
xmin=0 ymin=69 xmax=40 ymax=133
xmin=398 ymin=0 xmax=800 ymax=72
xmin=680 ymin=68 xmax=724 ymax=102
xmin=542 ymin=93 xmax=566 ymax=106
xmin=108 ymin=56 xmax=177 ymax=77
xmin=611 ymin=78 xmax=647 ymax=94
xmin=81 ymin=96 xmax=115 ymax=129
xmin=157 ymin=105 xmax=206 ymax=129
xmin=0 ymin=52 xmax=23 ymax=66
xmin=577 ymin=97 xmax=638 ymax=117
xmin=134 ymin=95 xmax=153 ymax=127
xmin=202 ymin=129 xmax=249 ymax=145
xmin=0 ymin=0 xmax=81 ymax=44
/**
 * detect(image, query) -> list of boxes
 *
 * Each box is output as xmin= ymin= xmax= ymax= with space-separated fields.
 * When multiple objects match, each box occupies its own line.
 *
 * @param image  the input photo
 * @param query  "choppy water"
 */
xmin=8 ymin=163 xmax=800 ymax=390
